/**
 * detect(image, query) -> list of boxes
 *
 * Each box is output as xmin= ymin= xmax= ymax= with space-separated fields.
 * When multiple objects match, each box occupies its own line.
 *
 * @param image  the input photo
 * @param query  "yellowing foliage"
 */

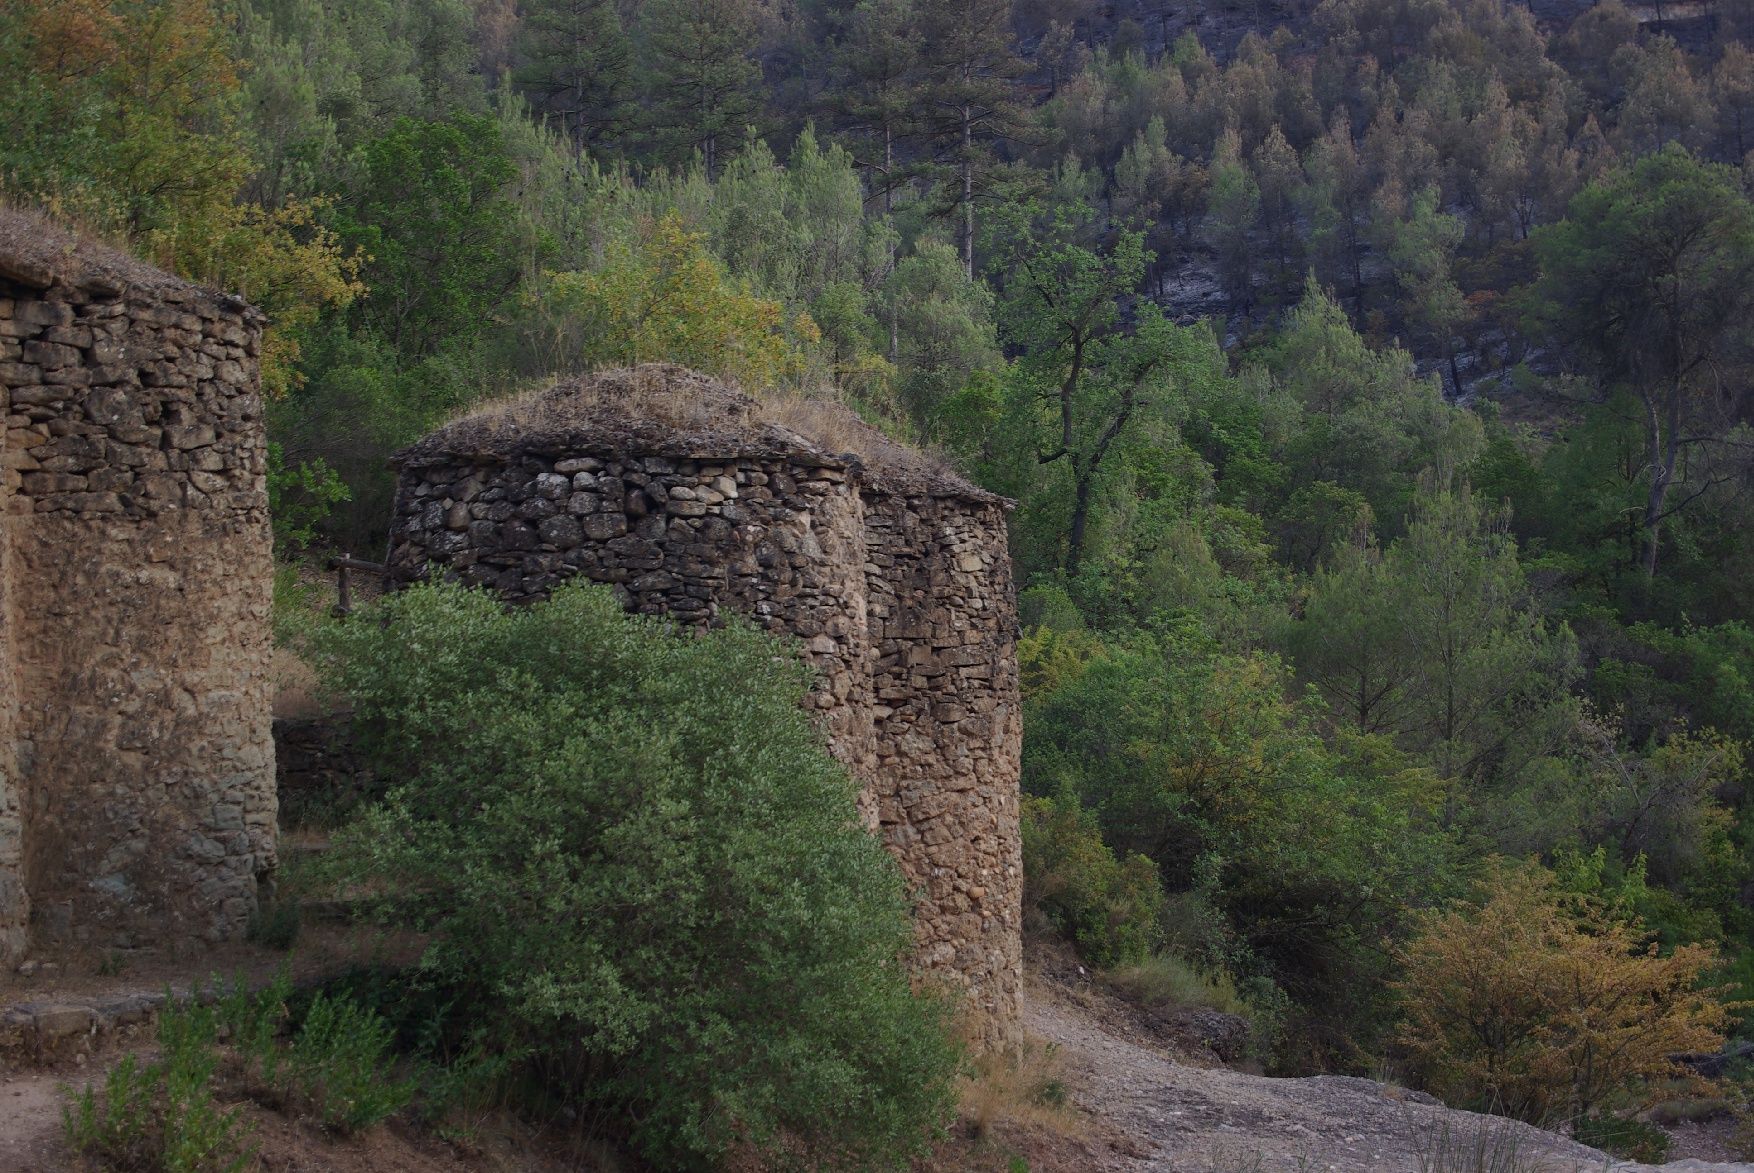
xmin=1017 ymin=626 xmax=1108 ymax=699
xmin=19 ymin=0 xmax=122 ymax=81
xmin=153 ymin=199 xmax=365 ymax=396
xmin=8 ymin=0 xmax=362 ymax=394
xmin=1395 ymin=861 xmax=1732 ymax=1123
xmin=540 ymin=213 xmax=808 ymax=390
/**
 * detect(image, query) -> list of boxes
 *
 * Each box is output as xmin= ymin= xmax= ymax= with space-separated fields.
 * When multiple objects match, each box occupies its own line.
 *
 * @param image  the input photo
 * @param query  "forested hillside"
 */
xmin=7 ymin=0 xmax=1754 ymax=1141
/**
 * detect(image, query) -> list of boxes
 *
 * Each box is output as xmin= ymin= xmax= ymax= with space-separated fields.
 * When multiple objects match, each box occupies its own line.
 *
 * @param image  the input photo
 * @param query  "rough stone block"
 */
xmin=14 ymin=301 xmax=73 ymax=327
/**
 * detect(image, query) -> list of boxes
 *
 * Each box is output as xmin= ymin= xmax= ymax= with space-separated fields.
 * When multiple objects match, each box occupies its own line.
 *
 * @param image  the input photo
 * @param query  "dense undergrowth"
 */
xmin=302 ymin=582 xmax=962 ymax=1169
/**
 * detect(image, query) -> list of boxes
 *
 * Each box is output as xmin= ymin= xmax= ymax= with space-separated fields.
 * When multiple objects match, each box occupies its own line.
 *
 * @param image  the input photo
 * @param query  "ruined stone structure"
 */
xmin=0 ymin=212 xmax=277 ymax=963
xmin=387 ymin=366 xmax=1023 ymax=1038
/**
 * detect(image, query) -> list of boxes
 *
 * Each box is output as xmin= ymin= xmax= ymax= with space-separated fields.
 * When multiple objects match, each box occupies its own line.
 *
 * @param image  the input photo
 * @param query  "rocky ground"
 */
xmin=1022 ymin=966 xmax=1754 ymax=1173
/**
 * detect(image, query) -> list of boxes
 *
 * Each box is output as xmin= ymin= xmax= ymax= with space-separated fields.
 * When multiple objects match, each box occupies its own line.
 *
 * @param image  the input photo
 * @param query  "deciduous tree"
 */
xmin=1397 ymin=861 xmax=1730 ymax=1122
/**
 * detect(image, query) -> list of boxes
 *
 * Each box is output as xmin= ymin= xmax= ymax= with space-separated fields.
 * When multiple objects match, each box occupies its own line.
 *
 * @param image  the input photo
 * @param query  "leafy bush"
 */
xmin=1396 ymin=861 xmax=1731 ymax=1122
xmin=212 ymin=971 xmax=411 ymax=1134
xmin=64 ymin=1000 xmax=253 ymax=1173
xmin=1022 ymin=792 xmax=1164 ymax=966
xmin=214 ymin=972 xmax=290 ymax=1093
xmin=1573 ymin=1114 xmax=1671 ymax=1163
xmin=1104 ymin=953 xmax=1248 ymax=1017
xmin=267 ymin=443 xmax=350 ymax=554
xmin=289 ymin=993 xmax=415 ymax=1134
xmin=314 ymin=582 xmax=961 ymax=1168
xmin=1024 ymin=626 xmax=1455 ymax=1062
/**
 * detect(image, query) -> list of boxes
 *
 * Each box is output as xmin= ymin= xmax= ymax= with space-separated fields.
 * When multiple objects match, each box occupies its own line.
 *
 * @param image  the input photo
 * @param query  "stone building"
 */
xmin=388 ymin=366 xmax=1023 ymax=1038
xmin=0 ymin=211 xmax=277 ymax=963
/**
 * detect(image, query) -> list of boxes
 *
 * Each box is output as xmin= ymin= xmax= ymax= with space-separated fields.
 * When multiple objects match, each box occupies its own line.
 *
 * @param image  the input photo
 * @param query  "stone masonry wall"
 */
xmin=388 ymin=385 xmax=1022 ymax=1042
xmin=0 ymin=373 xmax=19 ymax=962
xmin=0 ymin=217 xmax=278 ymax=961
xmin=863 ymin=494 xmax=1022 ymax=1030
xmin=387 ymin=447 xmax=880 ymax=804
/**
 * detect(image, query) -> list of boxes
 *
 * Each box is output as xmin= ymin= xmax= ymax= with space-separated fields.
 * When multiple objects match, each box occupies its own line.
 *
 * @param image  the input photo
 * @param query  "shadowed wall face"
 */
xmin=0 ymin=371 xmax=19 ymax=962
xmin=0 ymin=217 xmax=277 ymax=961
xmin=863 ymin=493 xmax=1022 ymax=1033
xmin=388 ymin=371 xmax=1023 ymax=1043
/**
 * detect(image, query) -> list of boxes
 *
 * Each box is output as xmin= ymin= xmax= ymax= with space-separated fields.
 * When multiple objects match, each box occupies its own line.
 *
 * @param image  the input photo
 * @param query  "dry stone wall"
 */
xmin=863 ymin=494 xmax=1022 ymax=1028
xmin=0 ymin=213 xmax=277 ymax=962
xmin=387 ymin=369 xmax=1022 ymax=1041
xmin=388 ymin=444 xmax=880 ymax=795
xmin=0 ymin=375 xmax=20 ymax=963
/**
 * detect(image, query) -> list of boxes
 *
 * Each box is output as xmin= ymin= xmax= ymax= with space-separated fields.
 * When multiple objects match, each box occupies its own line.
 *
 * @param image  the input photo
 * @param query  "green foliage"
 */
xmin=213 ymin=971 xmax=412 ymax=1134
xmin=16 ymin=0 xmax=1754 ymax=1110
xmin=1104 ymin=953 xmax=1248 ymax=1017
xmin=245 ymin=895 xmax=302 ymax=951
xmin=266 ymin=443 xmax=349 ymax=554
xmin=0 ymin=0 xmax=361 ymax=391
xmin=514 ymin=0 xmax=630 ymax=152
xmin=638 ymin=0 xmax=761 ymax=175
xmin=1024 ymin=624 xmax=1454 ymax=1060
xmin=536 ymin=212 xmax=806 ymax=389
xmin=1250 ymin=278 xmax=1481 ymax=536
xmin=313 ymin=582 xmax=960 ymax=1168
xmin=215 ymin=972 xmax=291 ymax=1091
xmin=1573 ymin=1115 xmax=1672 ymax=1164
xmin=1288 ymin=474 xmax=1580 ymax=810
xmin=289 ymin=994 xmax=416 ymax=1134
xmin=985 ymin=198 xmax=1215 ymax=580
xmin=1526 ymin=145 xmax=1754 ymax=583
xmin=64 ymin=1000 xmax=253 ymax=1173
xmin=331 ymin=114 xmax=529 ymax=358
xmin=890 ymin=239 xmax=1001 ymax=430
xmin=1022 ymin=792 xmax=1165 ymax=966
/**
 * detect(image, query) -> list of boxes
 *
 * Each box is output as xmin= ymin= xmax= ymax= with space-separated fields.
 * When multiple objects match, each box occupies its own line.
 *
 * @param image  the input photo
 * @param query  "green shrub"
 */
xmin=1573 ymin=1114 xmax=1671 ymax=1163
xmin=1104 ymin=953 xmax=1248 ymax=1017
xmin=213 ymin=971 xmax=411 ymax=1134
xmin=267 ymin=442 xmax=350 ymax=555
xmin=64 ymin=999 xmax=253 ymax=1173
xmin=314 ymin=582 xmax=961 ymax=1169
xmin=245 ymin=897 xmax=302 ymax=951
xmin=214 ymin=971 xmax=291 ymax=1093
xmin=1022 ymin=791 xmax=1165 ymax=966
xmin=289 ymin=993 xmax=415 ymax=1133
xmin=1102 ymin=953 xmax=1288 ymax=1063
xmin=269 ymin=562 xmax=328 ymax=650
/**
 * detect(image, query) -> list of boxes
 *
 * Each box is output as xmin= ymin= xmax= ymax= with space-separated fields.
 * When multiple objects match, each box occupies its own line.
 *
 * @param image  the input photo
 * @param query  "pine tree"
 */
xmin=1203 ymin=128 xmax=1260 ymax=313
xmin=1711 ymin=43 xmax=1754 ymax=163
xmin=829 ymin=0 xmax=922 ymax=213
xmin=1251 ymin=123 xmax=1304 ymax=298
xmin=639 ymin=0 xmax=762 ymax=177
xmin=916 ymin=0 xmax=1025 ymax=278
xmin=514 ymin=0 xmax=631 ymax=155
xmin=1300 ymin=117 xmax=1369 ymax=314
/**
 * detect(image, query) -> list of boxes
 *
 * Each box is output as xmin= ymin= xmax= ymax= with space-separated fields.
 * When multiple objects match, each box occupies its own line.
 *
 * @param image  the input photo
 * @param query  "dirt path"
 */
xmin=1024 ymin=976 xmax=1754 ymax=1173
xmin=0 ymin=1069 xmax=66 ymax=1171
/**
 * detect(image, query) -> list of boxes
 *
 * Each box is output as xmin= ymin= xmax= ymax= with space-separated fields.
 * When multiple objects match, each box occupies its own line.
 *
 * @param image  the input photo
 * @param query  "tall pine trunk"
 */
xmin=886 ymin=126 xmax=899 ymax=362
xmin=1640 ymin=382 xmax=1683 ymax=581
xmin=961 ymin=103 xmax=974 ymax=280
